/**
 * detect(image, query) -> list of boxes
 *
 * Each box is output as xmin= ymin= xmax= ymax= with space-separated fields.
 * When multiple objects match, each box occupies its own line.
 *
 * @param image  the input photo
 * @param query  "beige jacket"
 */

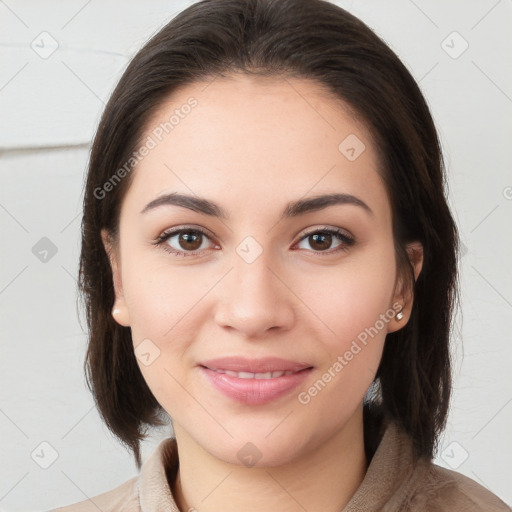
xmin=52 ymin=419 xmax=511 ymax=511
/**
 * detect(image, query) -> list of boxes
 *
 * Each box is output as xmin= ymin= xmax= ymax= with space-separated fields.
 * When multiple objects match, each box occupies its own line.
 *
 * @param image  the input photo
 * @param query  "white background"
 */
xmin=0 ymin=0 xmax=511 ymax=510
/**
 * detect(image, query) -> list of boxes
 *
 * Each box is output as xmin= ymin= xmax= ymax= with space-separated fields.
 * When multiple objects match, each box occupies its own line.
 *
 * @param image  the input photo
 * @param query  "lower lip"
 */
xmin=199 ymin=366 xmax=313 ymax=405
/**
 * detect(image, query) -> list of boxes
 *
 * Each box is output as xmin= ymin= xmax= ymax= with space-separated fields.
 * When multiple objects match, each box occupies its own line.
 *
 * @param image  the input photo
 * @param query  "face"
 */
xmin=103 ymin=74 xmax=422 ymax=467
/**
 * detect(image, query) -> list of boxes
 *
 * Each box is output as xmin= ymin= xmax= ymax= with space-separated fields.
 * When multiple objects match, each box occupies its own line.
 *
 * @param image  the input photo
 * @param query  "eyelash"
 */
xmin=152 ymin=225 xmax=355 ymax=258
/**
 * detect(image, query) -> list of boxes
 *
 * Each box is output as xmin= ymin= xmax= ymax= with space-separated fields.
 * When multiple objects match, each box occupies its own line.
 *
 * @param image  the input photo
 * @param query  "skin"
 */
xmin=102 ymin=73 xmax=423 ymax=512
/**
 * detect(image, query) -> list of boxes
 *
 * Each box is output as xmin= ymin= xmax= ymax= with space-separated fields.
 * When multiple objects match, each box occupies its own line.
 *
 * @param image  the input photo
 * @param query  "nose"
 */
xmin=214 ymin=255 xmax=295 ymax=339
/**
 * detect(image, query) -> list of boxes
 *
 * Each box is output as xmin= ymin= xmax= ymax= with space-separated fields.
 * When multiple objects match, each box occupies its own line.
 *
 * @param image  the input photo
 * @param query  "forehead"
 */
xmin=121 ymin=74 xmax=389 ymax=221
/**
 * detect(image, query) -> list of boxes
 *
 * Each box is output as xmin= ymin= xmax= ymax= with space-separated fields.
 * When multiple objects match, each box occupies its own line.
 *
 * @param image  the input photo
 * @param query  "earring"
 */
xmin=396 ymin=310 xmax=404 ymax=321
xmin=112 ymin=307 xmax=121 ymax=317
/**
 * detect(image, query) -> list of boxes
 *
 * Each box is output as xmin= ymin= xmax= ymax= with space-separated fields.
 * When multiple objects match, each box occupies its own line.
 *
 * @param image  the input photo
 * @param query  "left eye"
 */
xmin=295 ymin=228 xmax=354 ymax=253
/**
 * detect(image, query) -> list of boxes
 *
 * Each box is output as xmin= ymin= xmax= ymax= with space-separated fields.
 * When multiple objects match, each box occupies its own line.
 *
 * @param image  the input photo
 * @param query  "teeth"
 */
xmin=212 ymin=369 xmax=295 ymax=379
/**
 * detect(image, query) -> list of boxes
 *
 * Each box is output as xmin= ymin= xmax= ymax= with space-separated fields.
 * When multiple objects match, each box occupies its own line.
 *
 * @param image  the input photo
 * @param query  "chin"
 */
xmin=192 ymin=423 xmax=314 ymax=468
xmin=217 ymin=441 xmax=302 ymax=468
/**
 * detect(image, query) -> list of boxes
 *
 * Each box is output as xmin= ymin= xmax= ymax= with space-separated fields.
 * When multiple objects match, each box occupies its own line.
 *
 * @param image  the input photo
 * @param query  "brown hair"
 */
xmin=78 ymin=0 xmax=459 ymax=469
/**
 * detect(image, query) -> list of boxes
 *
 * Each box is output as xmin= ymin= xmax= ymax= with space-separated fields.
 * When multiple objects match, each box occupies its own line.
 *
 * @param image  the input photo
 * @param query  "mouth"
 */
xmin=198 ymin=357 xmax=314 ymax=405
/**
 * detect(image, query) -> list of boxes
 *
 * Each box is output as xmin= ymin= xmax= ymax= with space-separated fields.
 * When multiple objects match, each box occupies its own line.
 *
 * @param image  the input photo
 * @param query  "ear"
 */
xmin=388 ymin=241 xmax=423 ymax=332
xmin=101 ymin=228 xmax=131 ymax=327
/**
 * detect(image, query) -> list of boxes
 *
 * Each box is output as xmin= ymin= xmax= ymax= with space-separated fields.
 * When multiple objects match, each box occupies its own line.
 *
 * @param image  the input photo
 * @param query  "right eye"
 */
xmin=153 ymin=227 xmax=217 ymax=257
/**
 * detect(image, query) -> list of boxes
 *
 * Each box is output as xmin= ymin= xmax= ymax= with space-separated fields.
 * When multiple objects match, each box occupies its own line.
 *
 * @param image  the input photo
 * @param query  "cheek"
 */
xmin=121 ymin=249 xmax=204 ymax=340
xmin=120 ymin=256 xmax=214 ymax=402
xmin=301 ymin=247 xmax=397 ymax=351
xmin=296 ymin=262 xmax=395 ymax=421
xmin=122 ymin=264 xmax=197 ymax=409
xmin=310 ymin=252 xmax=395 ymax=405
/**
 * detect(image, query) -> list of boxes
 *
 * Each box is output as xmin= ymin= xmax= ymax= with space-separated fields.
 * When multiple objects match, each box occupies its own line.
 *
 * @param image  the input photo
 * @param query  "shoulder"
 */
xmin=408 ymin=461 xmax=511 ymax=511
xmin=50 ymin=475 xmax=139 ymax=512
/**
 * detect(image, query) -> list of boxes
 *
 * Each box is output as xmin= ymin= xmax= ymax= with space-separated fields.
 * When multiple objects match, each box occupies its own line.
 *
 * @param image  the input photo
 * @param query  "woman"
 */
xmin=53 ymin=0 xmax=510 ymax=510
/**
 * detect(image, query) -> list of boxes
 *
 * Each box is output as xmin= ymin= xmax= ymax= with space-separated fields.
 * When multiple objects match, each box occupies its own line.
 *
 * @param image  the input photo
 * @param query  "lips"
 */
xmin=199 ymin=356 xmax=313 ymax=374
xmin=198 ymin=356 xmax=314 ymax=405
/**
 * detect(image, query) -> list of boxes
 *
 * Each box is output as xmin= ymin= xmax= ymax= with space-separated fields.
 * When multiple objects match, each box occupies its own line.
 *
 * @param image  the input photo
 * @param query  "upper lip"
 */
xmin=200 ymin=357 xmax=313 ymax=373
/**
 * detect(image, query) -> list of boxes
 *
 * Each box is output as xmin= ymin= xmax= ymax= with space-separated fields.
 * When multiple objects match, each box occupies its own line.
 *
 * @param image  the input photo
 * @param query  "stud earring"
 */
xmin=396 ymin=310 xmax=404 ymax=321
xmin=112 ymin=307 xmax=121 ymax=317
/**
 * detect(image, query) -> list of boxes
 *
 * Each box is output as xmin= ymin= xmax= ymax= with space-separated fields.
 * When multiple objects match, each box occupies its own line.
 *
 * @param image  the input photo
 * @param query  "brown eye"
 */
xmin=177 ymin=231 xmax=203 ymax=251
xmin=308 ymin=232 xmax=333 ymax=251
xmin=155 ymin=227 xmax=215 ymax=256
xmin=296 ymin=228 xmax=355 ymax=254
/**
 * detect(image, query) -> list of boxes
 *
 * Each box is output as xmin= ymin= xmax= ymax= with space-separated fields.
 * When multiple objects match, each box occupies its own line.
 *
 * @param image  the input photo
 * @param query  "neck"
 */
xmin=171 ymin=406 xmax=367 ymax=512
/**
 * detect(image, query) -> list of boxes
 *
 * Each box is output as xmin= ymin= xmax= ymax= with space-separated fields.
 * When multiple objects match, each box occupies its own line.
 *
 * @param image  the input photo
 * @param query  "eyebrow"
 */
xmin=140 ymin=192 xmax=373 ymax=219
